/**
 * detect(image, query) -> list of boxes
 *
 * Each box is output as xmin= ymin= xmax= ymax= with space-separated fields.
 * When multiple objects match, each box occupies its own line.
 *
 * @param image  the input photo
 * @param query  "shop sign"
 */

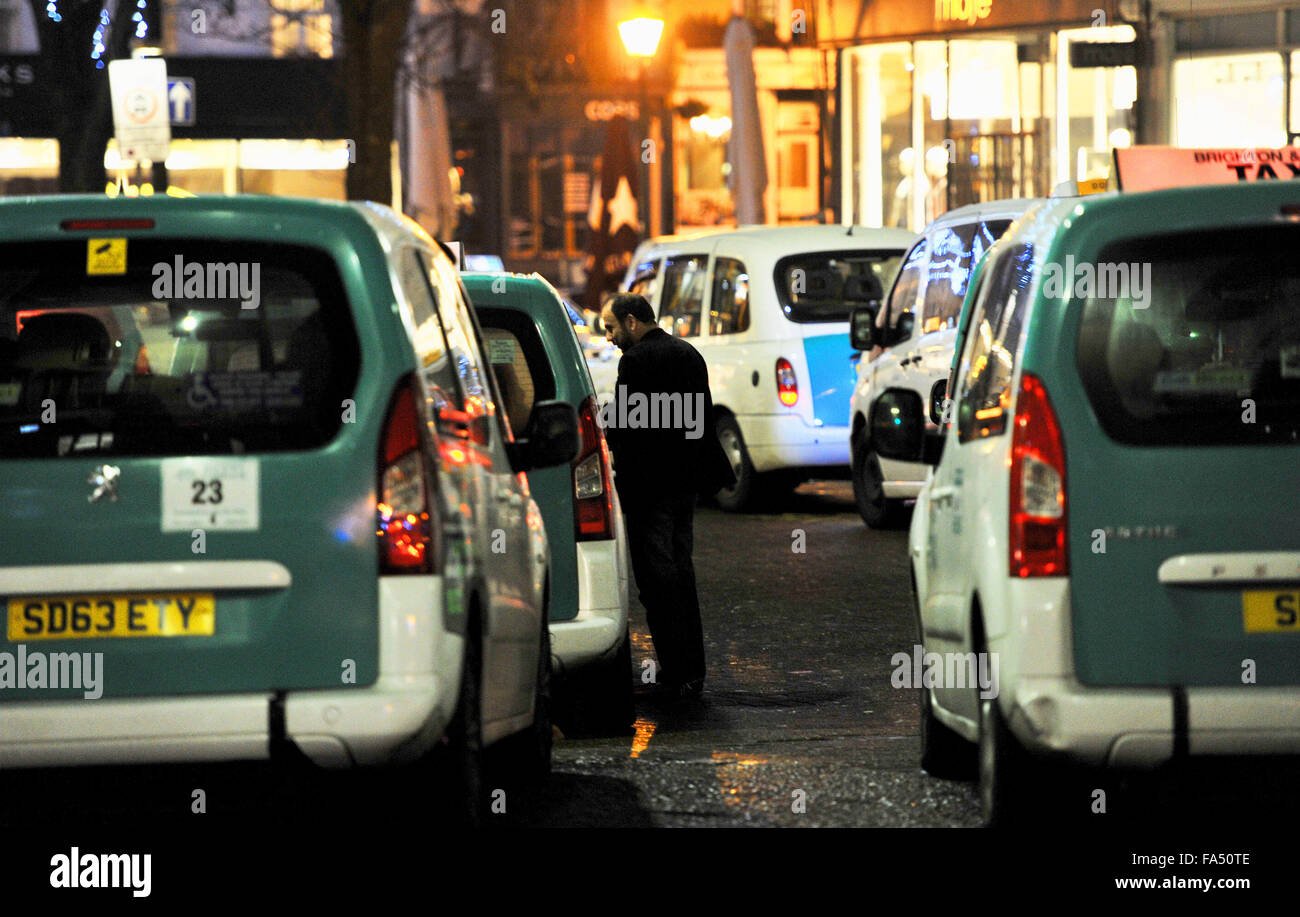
xmin=585 ymin=100 xmax=640 ymax=122
xmin=822 ymin=0 xmax=1116 ymax=42
xmin=1114 ymin=146 xmax=1300 ymax=192
xmin=1070 ymin=41 xmax=1140 ymax=68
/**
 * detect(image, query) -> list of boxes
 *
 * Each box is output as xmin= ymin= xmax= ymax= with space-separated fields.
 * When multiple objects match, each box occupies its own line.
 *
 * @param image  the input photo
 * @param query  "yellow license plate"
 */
xmin=7 ymin=593 xmax=215 ymax=641
xmin=1243 ymin=590 xmax=1300 ymax=633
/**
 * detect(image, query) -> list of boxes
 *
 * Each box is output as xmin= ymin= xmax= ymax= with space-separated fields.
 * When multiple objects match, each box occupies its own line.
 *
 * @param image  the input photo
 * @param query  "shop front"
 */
xmin=831 ymin=0 xmax=1134 ymax=229
xmin=1155 ymin=1 xmax=1300 ymax=149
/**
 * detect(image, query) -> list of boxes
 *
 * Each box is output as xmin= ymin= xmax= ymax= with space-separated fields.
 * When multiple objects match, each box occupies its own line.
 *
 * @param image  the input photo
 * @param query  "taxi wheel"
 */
xmin=714 ymin=415 xmax=756 ymax=512
xmin=572 ymin=626 xmax=634 ymax=737
xmin=977 ymin=692 xmax=1034 ymax=827
xmin=491 ymin=612 xmax=554 ymax=797
xmin=852 ymin=436 xmax=905 ymax=529
xmin=435 ymin=630 xmax=487 ymax=827
xmin=920 ymin=683 xmax=976 ymax=780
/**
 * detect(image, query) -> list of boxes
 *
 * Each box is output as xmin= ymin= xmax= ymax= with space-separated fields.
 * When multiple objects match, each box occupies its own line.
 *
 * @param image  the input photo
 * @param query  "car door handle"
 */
xmin=930 ymin=486 xmax=956 ymax=504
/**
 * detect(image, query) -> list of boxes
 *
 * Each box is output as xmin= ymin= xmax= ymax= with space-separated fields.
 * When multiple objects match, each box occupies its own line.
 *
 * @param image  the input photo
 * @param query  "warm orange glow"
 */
xmin=619 ymin=17 xmax=664 ymax=57
xmin=629 ymin=716 xmax=656 ymax=759
xmin=975 ymin=406 xmax=1003 ymax=420
xmin=779 ymin=391 xmax=798 ymax=406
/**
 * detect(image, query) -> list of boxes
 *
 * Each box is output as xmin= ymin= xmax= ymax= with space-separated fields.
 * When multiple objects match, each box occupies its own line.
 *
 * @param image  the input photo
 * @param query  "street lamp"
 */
xmin=618 ymin=17 xmax=664 ymax=58
xmin=619 ymin=15 xmax=664 ymax=235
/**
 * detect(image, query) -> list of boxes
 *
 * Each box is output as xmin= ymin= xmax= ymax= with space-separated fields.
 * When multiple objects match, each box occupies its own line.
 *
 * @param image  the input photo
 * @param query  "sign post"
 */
xmin=107 ymin=58 xmax=171 ymax=166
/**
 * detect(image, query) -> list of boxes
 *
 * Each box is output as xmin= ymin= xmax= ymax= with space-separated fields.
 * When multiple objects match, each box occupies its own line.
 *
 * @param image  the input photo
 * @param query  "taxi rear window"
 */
xmin=0 ymin=239 xmax=360 ymax=458
xmin=775 ymin=249 xmax=904 ymax=324
xmin=1075 ymin=226 xmax=1300 ymax=446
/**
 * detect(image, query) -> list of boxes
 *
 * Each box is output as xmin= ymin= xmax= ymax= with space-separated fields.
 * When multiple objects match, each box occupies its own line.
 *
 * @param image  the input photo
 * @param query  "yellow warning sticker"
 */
xmin=86 ymin=238 xmax=127 ymax=275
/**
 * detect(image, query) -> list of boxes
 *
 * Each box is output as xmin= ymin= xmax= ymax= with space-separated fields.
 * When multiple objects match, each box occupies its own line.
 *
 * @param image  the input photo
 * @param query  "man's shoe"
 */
xmin=675 ymin=678 xmax=704 ymax=701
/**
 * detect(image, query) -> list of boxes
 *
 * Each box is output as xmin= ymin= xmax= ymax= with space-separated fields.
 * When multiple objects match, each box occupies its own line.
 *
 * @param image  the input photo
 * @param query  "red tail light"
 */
xmin=378 ymin=380 xmax=439 ymax=573
xmin=1009 ymin=373 xmax=1068 ymax=578
xmin=775 ymin=357 xmax=798 ymax=406
xmin=573 ymin=395 xmax=614 ymax=541
xmin=60 ymin=218 xmax=155 ymax=230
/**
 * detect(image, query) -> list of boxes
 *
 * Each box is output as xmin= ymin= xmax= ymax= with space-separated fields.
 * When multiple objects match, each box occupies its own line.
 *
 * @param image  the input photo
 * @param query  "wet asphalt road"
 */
xmin=527 ymin=480 xmax=982 ymax=828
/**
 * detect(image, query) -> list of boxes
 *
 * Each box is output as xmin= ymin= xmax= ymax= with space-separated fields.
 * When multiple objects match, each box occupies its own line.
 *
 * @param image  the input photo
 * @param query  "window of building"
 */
xmin=1174 ymin=52 xmax=1284 ymax=148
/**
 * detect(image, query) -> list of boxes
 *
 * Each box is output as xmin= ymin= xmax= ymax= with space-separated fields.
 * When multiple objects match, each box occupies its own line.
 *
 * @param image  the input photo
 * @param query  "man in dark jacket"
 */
xmin=600 ymin=293 xmax=735 ymax=701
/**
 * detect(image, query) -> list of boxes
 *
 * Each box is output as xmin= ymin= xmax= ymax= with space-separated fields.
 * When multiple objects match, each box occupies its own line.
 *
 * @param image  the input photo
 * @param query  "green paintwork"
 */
xmin=1013 ymin=183 xmax=1300 ymax=687
xmin=0 ymin=195 xmax=422 ymax=697
xmin=461 ymin=273 xmax=594 ymax=623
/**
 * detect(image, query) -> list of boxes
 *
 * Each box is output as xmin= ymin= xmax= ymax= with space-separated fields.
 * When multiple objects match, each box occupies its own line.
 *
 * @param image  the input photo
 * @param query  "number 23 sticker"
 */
xmin=161 ymin=458 xmax=259 ymax=532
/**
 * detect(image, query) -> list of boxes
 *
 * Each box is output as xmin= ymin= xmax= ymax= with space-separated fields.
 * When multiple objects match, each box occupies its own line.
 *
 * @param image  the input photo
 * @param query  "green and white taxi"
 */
xmin=874 ymin=176 xmax=1300 ymax=824
xmin=0 ymin=195 xmax=578 ymax=818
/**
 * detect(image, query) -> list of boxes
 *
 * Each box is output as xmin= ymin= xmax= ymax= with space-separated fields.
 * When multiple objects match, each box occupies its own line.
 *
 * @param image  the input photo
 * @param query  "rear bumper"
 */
xmin=0 ymin=576 xmax=463 ymax=769
xmin=740 ymin=414 xmax=849 ymax=473
xmin=995 ymin=578 xmax=1300 ymax=767
xmin=551 ymin=539 xmax=628 ymax=670
xmin=1007 ymin=678 xmax=1300 ymax=768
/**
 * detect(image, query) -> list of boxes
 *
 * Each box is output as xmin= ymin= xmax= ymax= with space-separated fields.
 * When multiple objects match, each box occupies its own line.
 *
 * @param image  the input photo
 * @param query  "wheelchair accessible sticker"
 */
xmin=160 ymin=457 xmax=260 ymax=532
xmin=86 ymin=238 xmax=127 ymax=275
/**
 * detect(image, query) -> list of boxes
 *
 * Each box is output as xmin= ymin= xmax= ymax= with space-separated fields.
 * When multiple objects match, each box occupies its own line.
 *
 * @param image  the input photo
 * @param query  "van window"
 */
xmin=475 ymin=307 xmax=557 ymax=439
xmin=0 ymin=239 xmax=360 ymax=458
xmin=418 ymin=251 xmax=496 ymax=442
xmin=659 ymin=255 xmax=707 ymax=338
xmin=776 ymin=249 xmax=904 ymax=324
xmin=710 ymin=257 xmax=750 ymax=335
xmin=919 ymin=219 xmax=1012 ymax=335
xmin=1076 ymin=226 xmax=1300 ymax=446
xmin=396 ymin=249 xmax=461 ymax=413
xmin=956 ymin=242 xmax=1036 ymax=443
xmin=628 ymin=259 xmax=660 ymax=300
xmin=879 ymin=239 xmax=927 ymax=336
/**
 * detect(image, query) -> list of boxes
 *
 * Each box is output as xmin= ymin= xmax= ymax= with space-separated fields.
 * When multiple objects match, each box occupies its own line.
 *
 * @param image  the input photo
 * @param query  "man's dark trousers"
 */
xmin=624 ymin=490 xmax=704 ymax=688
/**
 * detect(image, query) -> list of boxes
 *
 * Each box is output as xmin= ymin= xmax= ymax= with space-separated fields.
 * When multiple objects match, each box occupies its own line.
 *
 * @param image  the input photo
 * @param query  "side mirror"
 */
xmin=886 ymin=311 xmax=915 ymax=348
xmin=870 ymin=388 xmax=925 ymax=463
xmin=872 ymin=387 xmax=945 ymax=466
xmin=507 ymin=399 xmax=579 ymax=472
xmin=849 ymin=304 xmax=880 ymax=351
xmin=928 ymin=379 xmax=948 ymax=425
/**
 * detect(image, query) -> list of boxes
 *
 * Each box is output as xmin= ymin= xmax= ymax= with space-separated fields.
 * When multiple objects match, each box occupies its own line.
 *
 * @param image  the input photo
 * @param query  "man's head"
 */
xmin=601 ymin=293 xmax=656 ymax=351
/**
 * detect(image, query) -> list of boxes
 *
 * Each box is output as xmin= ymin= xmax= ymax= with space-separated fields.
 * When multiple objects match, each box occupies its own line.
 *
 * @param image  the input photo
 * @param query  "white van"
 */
xmin=622 ymin=225 xmax=915 ymax=510
xmin=846 ymin=200 xmax=1039 ymax=527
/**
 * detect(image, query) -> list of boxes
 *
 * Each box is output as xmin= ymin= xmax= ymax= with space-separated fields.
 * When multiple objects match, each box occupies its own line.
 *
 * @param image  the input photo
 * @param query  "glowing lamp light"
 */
xmin=619 ymin=17 xmax=664 ymax=58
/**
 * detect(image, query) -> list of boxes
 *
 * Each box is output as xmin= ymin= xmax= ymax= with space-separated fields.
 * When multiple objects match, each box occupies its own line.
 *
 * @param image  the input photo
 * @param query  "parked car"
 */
xmin=847 ymin=199 xmax=1039 ymax=528
xmin=874 ymin=180 xmax=1300 ymax=825
xmin=0 ymin=195 xmax=579 ymax=822
xmin=462 ymin=272 xmax=633 ymax=734
xmin=623 ymin=225 xmax=915 ymax=510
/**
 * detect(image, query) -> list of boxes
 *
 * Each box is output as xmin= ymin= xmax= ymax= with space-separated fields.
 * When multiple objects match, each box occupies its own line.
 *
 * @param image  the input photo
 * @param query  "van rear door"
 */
xmin=1063 ymin=223 xmax=1300 ymax=688
xmin=0 ymin=232 xmax=381 ymax=698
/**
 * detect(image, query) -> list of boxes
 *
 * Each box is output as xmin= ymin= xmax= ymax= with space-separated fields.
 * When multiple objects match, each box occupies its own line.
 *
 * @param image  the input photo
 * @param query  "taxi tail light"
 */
xmin=775 ymin=357 xmax=798 ymax=406
xmin=573 ymin=395 xmax=614 ymax=541
xmin=378 ymin=379 xmax=439 ymax=574
xmin=1009 ymin=373 xmax=1068 ymax=578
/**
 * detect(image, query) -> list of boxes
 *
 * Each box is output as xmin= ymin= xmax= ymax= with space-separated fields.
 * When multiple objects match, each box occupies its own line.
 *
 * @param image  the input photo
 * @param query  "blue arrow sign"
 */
xmin=167 ymin=77 xmax=195 ymax=126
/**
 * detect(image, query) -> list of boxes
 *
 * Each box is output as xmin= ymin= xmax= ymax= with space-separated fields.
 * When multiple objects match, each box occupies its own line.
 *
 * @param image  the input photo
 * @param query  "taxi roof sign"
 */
xmin=1113 ymin=146 xmax=1300 ymax=192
